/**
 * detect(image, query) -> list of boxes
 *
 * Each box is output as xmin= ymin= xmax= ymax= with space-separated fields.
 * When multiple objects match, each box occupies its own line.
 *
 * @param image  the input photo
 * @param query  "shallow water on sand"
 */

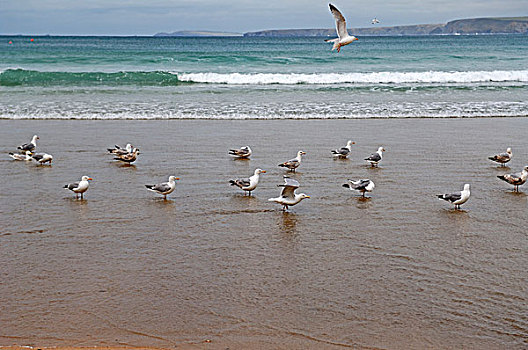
xmin=1 ymin=118 xmax=527 ymax=349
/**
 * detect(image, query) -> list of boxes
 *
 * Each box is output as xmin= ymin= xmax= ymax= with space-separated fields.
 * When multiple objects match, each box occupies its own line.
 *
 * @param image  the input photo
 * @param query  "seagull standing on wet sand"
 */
xmin=17 ymin=135 xmax=39 ymax=153
xmin=145 ymin=175 xmax=180 ymax=199
xmin=343 ymin=179 xmax=375 ymax=198
xmin=331 ymin=140 xmax=355 ymax=158
xmin=325 ymin=3 xmax=358 ymax=53
xmin=488 ymin=147 xmax=512 ymax=167
xmin=229 ymin=168 xmax=266 ymax=196
xmin=64 ymin=176 xmax=93 ymax=199
xmin=278 ymin=151 xmax=306 ymax=172
xmin=229 ymin=146 xmax=252 ymax=159
xmin=497 ymin=166 xmax=528 ymax=192
xmin=365 ymin=147 xmax=385 ymax=167
xmin=437 ymin=184 xmax=471 ymax=209
xmin=268 ymin=176 xmax=310 ymax=211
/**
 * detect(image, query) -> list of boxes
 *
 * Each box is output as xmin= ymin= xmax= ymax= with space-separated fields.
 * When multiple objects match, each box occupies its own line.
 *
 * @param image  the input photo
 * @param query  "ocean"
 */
xmin=1 ymin=35 xmax=528 ymax=119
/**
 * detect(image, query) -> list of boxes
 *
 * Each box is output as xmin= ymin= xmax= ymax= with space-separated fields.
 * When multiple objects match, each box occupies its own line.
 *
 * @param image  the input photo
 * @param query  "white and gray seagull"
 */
xmin=437 ymin=184 xmax=471 ymax=210
xmin=145 ymin=175 xmax=180 ymax=199
xmin=64 ymin=175 xmax=93 ymax=199
xmin=342 ymin=179 xmax=375 ymax=198
xmin=229 ymin=146 xmax=252 ymax=159
xmin=325 ymin=3 xmax=358 ymax=53
xmin=365 ymin=147 xmax=385 ymax=167
xmin=107 ymin=143 xmax=134 ymax=156
xmin=497 ymin=166 xmax=528 ymax=192
xmin=9 ymin=150 xmax=33 ymax=161
xmin=268 ymin=176 xmax=310 ymax=211
xmin=31 ymin=152 xmax=53 ymax=165
xmin=229 ymin=168 xmax=266 ymax=196
xmin=331 ymin=140 xmax=355 ymax=158
xmin=17 ymin=135 xmax=39 ymax=153
xmin=488 ymin=147 xmax=512 ymax=167
xmin=278 ymin=151 xmax=306 ymax=172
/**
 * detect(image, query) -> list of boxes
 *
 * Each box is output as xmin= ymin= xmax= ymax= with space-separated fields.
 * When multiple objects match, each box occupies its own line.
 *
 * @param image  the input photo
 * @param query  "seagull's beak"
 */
xmin=306 ymin=195 xmax=311 ymax=199
xmin=87 ymin=177 xmax=93 ymax=181
xmin=261 ymin=170 xmax=266 ymax=173
xmin=175 ymin=177 xmax=180 ymax=180
xmin=354 ymin=37 xmax=359 ymax=41
xmin=352 ymin=141 xmax=356 ymax=144
xmin=382 ymin=148 xmax=386 ymax=151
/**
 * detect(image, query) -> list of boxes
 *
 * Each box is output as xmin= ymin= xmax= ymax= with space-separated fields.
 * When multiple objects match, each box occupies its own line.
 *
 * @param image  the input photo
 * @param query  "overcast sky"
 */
xmin=1 ymin=0 xmax=527 ymax=35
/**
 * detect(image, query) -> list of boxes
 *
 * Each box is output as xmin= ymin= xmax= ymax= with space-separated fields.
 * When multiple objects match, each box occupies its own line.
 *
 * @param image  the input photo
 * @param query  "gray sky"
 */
xmin=1 ymin=0 xmax=527 ymax=35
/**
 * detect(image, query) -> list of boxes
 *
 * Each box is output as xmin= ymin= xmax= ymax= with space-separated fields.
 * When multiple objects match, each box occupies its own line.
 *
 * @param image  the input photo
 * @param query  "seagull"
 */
xmin=331 ymin=140 xmax=355 ymax=158
xmin=17 ymin=135 xmax=39 ymax=152
xmin=145 ymin=175 xmax=180 ymax=199
xmin=497 ymin=166 xmax=528 ymax=192
xmin=229 ymin=168 xmax=266 ymax=196
xmin=229 ymin=146 xmax=252 ymax=159
xmin=325 ymin=3 xmax=358 ymax=53
xmin=114 ymin=149 xmax=140 ymax=163
xmin=268 ymin=176 xmax=310 ymax=211
xmin=437 ymin=184 xmax=471 ymax=209
xmin=365 ymin=147 xmax=385 ymax=167
xmin=278 ymin=151 xmax=306 ymax=172
xmin=31 ymin=152 xmax=53 ymax=165
xmin=64 ymin=175 xmax=93 ymax=199
xmin=488 ymin=147 xmax=512 ymax=167
xmin=108 ymin=144 xmax=133 ymax=156
xmin=9 ymin=151 xmax=33 ymax=161
xmin=342 ymin=179 xmax=375 ymax=198
xmin=371 ymin=18 xmax=380 ymax=24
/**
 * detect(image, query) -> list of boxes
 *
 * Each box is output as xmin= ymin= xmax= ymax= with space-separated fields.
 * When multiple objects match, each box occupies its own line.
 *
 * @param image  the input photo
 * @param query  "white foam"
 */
xmin=178 ymin=70 xmax=528 ymax=85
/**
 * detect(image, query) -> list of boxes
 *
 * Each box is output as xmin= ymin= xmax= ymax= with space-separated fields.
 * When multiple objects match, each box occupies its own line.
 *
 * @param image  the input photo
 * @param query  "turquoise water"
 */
xmin=1 ymin=35 xmax=527 ymax=119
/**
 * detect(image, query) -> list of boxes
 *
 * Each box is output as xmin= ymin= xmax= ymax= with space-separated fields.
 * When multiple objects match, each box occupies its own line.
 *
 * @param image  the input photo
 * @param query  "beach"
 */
xmin=1 ymin=118 xmax=527 ymax=349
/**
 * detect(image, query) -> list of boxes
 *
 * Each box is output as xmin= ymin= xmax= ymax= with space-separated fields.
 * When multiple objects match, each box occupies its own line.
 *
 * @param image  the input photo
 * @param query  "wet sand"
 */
xmin=1 ymin=118 xmax=527 ymax=349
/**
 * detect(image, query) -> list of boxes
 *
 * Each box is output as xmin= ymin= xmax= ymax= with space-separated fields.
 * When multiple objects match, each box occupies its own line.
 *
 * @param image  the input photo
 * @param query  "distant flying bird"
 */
xmin=64 ymin=175 xmax=92 ymax=199
xmin=488 ymin=147 xmax=512 ymax=167
xmin=325 ymin=3 xmax=358 ymax=53
xmin=497 ymin=166 xmax=528 ymax=192
xmin=268 ymin=176 xmax=310 ymax=211
xmin=228 ymin=146 xmax=252 ymax=159
xmin=331 ymin=140 xmax=355 ymax=158
xmin=229 ymin=168 xmax=266 ymax=196
xmin=17 ymin=135 xmax=39 ymax=152
xmin=437 ymin=184 xmax=471 ymax=210
xmin=371 ymin=18 xmax=380 ymax=24
xmin=343 ymin=179 xmax=375 ymax=198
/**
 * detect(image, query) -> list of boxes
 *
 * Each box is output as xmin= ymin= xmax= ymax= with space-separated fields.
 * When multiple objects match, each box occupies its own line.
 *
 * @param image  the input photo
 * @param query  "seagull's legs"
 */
xmin=337 ymin=46 xmax=341 ymax=53
xmin=80 ymin=192 xmax=83 ymax=200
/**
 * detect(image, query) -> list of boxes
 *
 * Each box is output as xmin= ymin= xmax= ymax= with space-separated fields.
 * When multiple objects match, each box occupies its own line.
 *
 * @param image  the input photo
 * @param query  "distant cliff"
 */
xmin=244 ymin=17 xmax=528 ymax=37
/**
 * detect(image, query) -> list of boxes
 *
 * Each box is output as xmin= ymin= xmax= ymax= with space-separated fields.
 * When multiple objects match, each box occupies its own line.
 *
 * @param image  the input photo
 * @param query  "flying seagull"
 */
xmin=497 ymin=166 xmax=528 ymax=192
xmin=268 ymin=176 xmax=310 ymax=211
xmin=343 ymin=179 xmax=375 ymax=198
xmin=229 ymin=146 xmax=252 ymax=159
xmin=64 ymin=175 xmax=93 ymax=199
xmin=229 ymin=168 xmax=266 ymax=196
xmin=145 ymin=175 xmax=180 ymax=199
xmin=365 ymin=147 xmax=385 ymax=167
xmin=17 ymin=135 xmax=39 ymax=152
xmin=488 ymin=147 xmax=512 ymax=167
xmin=325 ymin=3 xmax=358 ymax=53
xmin=437 ymin=184 xmax=471 ymax=209
xmin=371 ymin=18 xmax=380 ymax=24
xmin=278 ymin=151 xmax=306 ymax=172
xmin=331 ymin=140 xmax=355 ymax=158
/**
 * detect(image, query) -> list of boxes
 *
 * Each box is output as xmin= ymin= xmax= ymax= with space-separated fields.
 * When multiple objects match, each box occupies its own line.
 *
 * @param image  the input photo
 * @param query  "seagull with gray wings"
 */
xmin=343 ymin=179 xmax=375 ymax=198
xmin=268 ymin=176 xmax=310 ymax=211
xmin=145 ymin=175 xmax=180 ymax=199
xmin=497 ymin=166 xmax=528 ymax=192
xmin=325 ymin=3 xmax=358 ymax=52
xmin=229 ymin=168 xmax=266 ymax=196
xmin=437 ymin=184 xmax=471 ymax=210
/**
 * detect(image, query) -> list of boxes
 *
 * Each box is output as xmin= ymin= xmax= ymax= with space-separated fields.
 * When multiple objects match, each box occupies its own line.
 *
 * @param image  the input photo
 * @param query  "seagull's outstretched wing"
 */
xmin=329 ymin=4 xmax=348 ymax=39
xmin=278 ymin=176 xmax=299 ymax=199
